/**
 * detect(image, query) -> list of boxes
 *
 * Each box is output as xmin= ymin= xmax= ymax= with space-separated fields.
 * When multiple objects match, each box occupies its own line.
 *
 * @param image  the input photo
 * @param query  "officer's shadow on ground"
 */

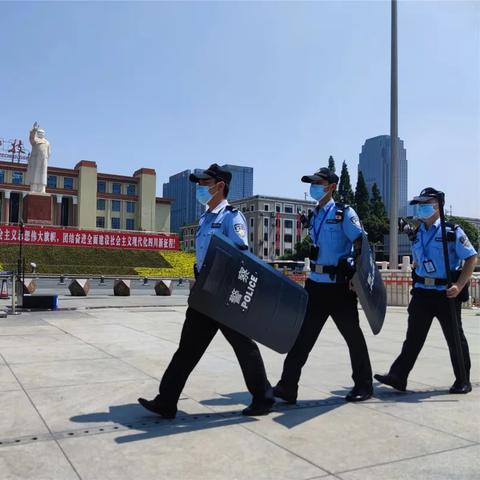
xmin=70 ymin=401 xmax=258 ymax=444
xmin=201 ymin=391 xmax=348 ymax=429
xmin=70 ymin=387 xmax=461 ymax=443
xmin=202 ymin=386 xmax=462 ymax=430
xmin=366 ymin=384 xmax=462 ymax=404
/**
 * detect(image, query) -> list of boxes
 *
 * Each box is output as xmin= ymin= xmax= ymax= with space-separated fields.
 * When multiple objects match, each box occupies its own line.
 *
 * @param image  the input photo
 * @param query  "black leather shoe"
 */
xmin=137 ymin=397 xmax=177 ymax=419
xmin=242 ymin=401 xmax=273 ymax=416
xmin=449 ymin=381 xmax=472 ymax=394
xmin=374 ymin=373 xmax=407 ymax=392
xmin=272 ymin=384 xmax=297 ymax=404
xmin=345 ymin=385 xmax=373 ymax=402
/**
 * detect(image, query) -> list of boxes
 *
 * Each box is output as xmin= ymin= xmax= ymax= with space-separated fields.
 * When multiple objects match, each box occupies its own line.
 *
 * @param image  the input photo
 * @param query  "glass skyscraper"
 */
xmin=163 ymin=164 xmax=254 ymax=233
xmin=222 ymin=164 xmax=254 ymax=201
xmin=358 ymin=135 xmax=408 ymax=216
xmin=163 ymin=170 xmax=203 ymax=233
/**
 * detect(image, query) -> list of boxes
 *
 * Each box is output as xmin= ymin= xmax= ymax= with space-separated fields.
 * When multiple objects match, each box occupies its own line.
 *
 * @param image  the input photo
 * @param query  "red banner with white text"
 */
xmin=0 ymin=224 xmax=179 ymax=251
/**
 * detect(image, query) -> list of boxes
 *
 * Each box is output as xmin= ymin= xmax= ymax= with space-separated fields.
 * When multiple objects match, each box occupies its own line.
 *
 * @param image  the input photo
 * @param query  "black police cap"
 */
xmin=189 ymin=164 xmax=232 ymax=185
xmin=410 ymin=187 xmax=444 ymax=205
xmin=301 ymin=167 xmax=339 ymax=184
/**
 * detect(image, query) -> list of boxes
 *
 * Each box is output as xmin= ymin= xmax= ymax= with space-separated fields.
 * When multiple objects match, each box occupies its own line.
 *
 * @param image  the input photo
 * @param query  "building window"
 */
xmin=264 ymin=204 xmax=269 ymax=212
xmin=250 ymin=218 xmax=254 ymax=228
xmin=47 ymin=175 xmax=57 ymax=188
xmin=111 ymin=200 xmax=121 ymax=212
xmin=263 ymin=232 xmax=269 ymax=242
xmin=111 ymin=217 xmax=120 ymax=229
xmin=263 ymin=248 xmax=268 ymax=257
xmin=275 ymin=204 xmax=281 ymax=213
xmin=12 ymin=171 xmax=23 ymax=184
xmin=64 ymin=177 xmax=74 ymax=189
xmin=250 ymin=232 xmax=253 ymax=242
xmin=127 ymin=184 xmax=136 ymax=196
xmin=284 ymin=219 xmax=293 ymax=229
xmin=97 ymin=180 xmax=106 ymax=193
xmin=97 ymin=199 xmax=106 ymax=210
xmin=0 ymin=170 xmax=5 ymax=183
xmin=112 ymin=183 xmax=121 ymax=194
xmin=125 ymin=218 xmax=135 ymax=230
xmin=284 ymin=204 xmax=293 ymax=213
xmin=263 ymin=218 xmax=269 ymax=227
xmin=250 ymin=205 xmax=254 ymax=212
xmin=284 ymin=234 xmax=293 ymax=243
xmin=96 ymin=216 xmax=105 ymax=228
xmin=126 ymin=201 xmax=135 ymax=213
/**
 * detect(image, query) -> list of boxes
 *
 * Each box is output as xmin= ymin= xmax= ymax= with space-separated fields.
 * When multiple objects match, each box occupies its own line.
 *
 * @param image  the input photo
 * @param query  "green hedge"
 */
xmin=0 ymin=245 xmax=173 ymax=276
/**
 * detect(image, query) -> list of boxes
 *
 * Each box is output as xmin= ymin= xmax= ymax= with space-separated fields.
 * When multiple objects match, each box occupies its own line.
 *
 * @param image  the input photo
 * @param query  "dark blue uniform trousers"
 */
xmin=390 ymin=289 xmax=471 ymax=382
xmin=278 ymin=279 xmax=373 ymax=395
xmin=158 ymin=307 xmax=273 ymax=409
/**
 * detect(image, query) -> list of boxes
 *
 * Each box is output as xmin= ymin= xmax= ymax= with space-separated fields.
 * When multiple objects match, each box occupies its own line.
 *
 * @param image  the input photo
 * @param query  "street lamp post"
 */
xmin=389 ymin=0 xmax=399 ymax=269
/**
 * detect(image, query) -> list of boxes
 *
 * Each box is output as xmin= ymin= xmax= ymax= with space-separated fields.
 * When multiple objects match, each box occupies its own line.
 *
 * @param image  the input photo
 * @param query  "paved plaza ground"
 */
xmin=0 ymin=294 xmax=479 ymax=479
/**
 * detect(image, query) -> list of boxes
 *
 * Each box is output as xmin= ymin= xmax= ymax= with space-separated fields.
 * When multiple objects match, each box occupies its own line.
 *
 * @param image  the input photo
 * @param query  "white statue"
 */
xmin=26 ymin=122 xmax=50 ymax=194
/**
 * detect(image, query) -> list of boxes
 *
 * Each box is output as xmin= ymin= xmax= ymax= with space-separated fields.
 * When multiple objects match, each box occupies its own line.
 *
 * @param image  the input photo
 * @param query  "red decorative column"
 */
xmin=3 ymin=191 xmax=10 ymax=224
xmin=72 ymin=196 xmax=78 ymax=227
xmin=56 ymin=195 xmax=62 ymax=226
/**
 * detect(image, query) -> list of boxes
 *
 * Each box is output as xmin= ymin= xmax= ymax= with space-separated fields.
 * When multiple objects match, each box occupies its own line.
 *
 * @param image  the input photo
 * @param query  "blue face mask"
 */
xmin=416 ymin=204 xmax=436 ymax=219
xmin=310 ymin=184 xmax=328 ymax=201
xmin=196 ymin=185 xmax=213 ymax=205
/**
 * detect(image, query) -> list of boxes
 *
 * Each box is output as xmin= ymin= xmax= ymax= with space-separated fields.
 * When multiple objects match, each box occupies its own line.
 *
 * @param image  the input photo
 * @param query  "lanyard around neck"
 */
xmin=313 ymin=203 xmax=334 ymax=244
xmin=421 ymin=224 xmax=439 ymax=257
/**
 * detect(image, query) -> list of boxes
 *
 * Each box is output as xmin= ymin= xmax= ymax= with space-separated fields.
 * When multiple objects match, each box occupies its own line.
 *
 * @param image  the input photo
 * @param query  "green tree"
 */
xmin=327 ymin=156 xmax=341 ymax=201
xmin=282 ymin=235 xmax=313 ymax=261
xmin=328 ymin=155 xmax=336 ymax=173
xmin=338 ymin=161 xmax=354 ymax=205
xmin=354 ymin=171 xmax=370 ymax=219
xmin=363 ymin=183 xmax=389 ymax=245
xmin=446 ymin=216 xmax=479 ymax=250
xmin=370 ymin=183 xmax=387 ymax=218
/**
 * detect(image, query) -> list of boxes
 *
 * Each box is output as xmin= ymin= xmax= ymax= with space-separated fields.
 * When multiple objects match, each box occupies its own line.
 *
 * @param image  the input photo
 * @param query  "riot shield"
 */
xmin=188 ymin=232 xmax=308 ymax=353
xmin=351 ymin=234 xmax=386 ymax=335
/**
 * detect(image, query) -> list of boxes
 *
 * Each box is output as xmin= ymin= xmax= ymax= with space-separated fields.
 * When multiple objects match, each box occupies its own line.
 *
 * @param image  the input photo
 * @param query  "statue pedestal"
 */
xmin=23 ymin=193 xmax=53 ymax=225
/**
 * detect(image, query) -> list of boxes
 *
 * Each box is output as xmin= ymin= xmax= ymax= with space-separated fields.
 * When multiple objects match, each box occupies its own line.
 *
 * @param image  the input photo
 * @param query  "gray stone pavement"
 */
xmin=0 ymin=299 xmax=479 ymax=479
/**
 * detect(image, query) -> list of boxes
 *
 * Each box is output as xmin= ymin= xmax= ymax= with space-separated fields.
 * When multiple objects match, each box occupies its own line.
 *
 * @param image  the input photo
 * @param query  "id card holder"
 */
xmin=423 ymin=260 xmax=436 ymax=274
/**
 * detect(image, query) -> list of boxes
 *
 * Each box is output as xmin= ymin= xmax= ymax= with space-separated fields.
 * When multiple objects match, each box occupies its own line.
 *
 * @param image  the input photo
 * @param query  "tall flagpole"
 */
xmin=389 ymin=0 xmax=399 ymax=269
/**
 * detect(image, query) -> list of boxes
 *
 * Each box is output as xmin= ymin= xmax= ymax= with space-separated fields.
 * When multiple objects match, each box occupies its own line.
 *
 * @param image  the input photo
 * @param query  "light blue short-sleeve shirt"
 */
xmin=412 ymin=219 xmax=477 ymax=291
xmin=195 ymin=200 xmax=248 ymax=271
xmin=308 ymin=199 xmax=363 ymax=284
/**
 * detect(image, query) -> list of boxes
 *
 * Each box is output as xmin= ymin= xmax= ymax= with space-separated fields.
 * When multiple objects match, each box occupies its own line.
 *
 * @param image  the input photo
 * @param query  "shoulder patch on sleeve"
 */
xmin=459 ymin=235 xmax=472 ymax=248
xmin=234 ymin=223 xmax=246 ymax=238
xmin=350 ymin=215 xmax=361 ymax=227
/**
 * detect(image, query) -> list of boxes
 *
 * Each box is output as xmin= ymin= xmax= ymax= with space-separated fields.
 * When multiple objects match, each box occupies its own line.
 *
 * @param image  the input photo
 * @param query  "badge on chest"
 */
xmin=423 ymin=260 xmax=436 ymax=274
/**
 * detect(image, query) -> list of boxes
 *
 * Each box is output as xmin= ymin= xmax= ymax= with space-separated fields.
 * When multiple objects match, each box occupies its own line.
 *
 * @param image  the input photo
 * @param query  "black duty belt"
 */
xmin=413 ymin=273 xmax=448 ymax=286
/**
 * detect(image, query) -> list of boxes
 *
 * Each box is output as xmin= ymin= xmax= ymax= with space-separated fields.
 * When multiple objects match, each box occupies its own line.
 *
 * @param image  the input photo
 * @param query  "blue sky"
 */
xmin=1 ymin=1 xmax=478 ymax=217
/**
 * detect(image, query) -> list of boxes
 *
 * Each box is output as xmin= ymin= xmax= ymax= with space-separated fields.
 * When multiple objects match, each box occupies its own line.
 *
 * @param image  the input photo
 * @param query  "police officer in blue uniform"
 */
xmin=274 ymin=167 xmax=373 ymax=403
xmin=375 ymin=187 xmax=477 ymax=394
xmin=138 ymin=164 xmax=274 ymax=417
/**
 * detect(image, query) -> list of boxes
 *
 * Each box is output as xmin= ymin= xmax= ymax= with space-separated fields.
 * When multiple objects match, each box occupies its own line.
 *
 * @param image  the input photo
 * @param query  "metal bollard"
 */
xmin=99 ymin=275 xmax=105 ymax=285
xmin=9 ymin=275 xmax=20 ymax=316
xmin=58 ymin=275 xmax=65 ymax=285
